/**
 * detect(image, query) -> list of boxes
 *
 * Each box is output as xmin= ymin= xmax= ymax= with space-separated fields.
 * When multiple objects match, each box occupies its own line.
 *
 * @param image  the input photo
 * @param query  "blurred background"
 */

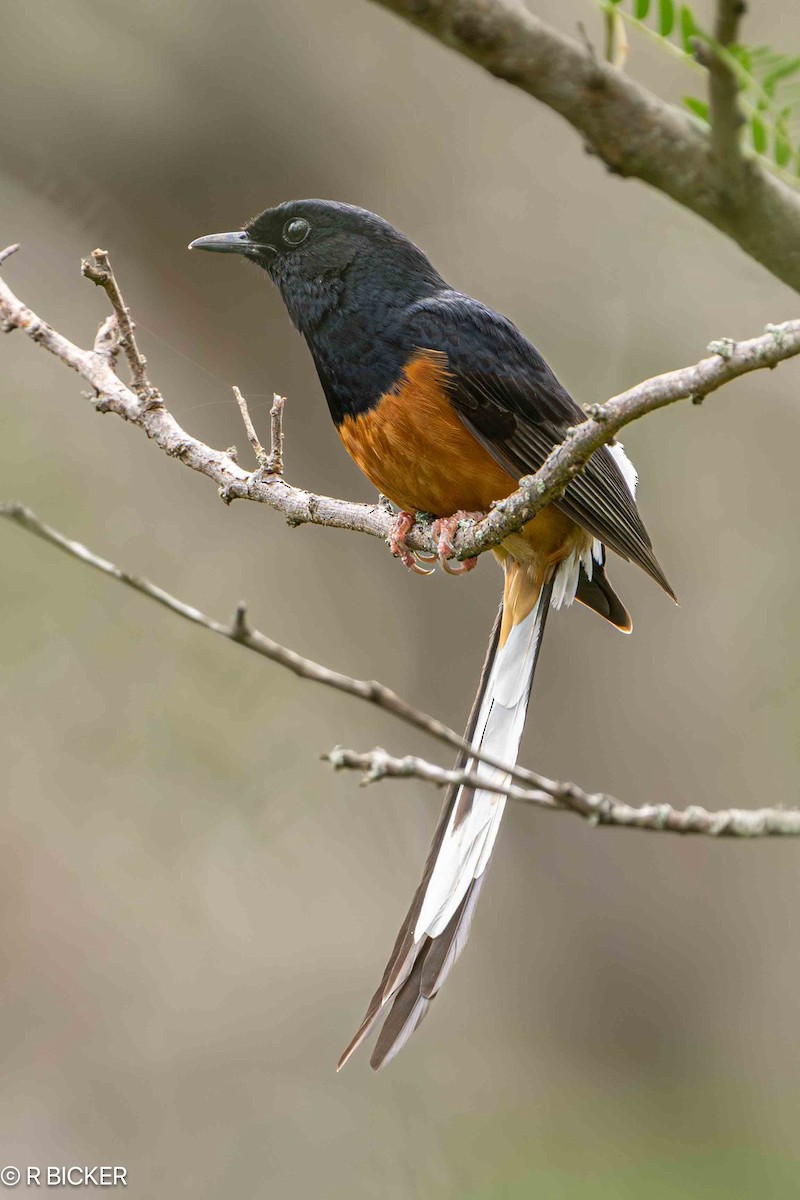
xmin=2 ymin=1 xmax=800 ymax=1195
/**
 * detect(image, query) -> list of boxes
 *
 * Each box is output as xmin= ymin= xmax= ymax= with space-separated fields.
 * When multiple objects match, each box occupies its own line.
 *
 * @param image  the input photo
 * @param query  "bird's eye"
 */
xmin=283 ymin=217 xmax=310 ymax=246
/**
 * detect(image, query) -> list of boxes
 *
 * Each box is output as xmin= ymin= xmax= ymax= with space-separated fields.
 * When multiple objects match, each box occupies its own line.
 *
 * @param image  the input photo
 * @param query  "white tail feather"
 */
xmin=413 ymin=584 xmax=549 ymax=942
xmin=607 ymin=440 xmax=638 ymax=498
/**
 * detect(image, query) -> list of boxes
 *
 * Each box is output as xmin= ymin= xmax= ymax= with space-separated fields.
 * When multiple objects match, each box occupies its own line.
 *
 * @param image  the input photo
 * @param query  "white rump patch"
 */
xmin=551 ymin=548 xmax=582 ymax=610
xmin=552 ymin=537 xmax=603 ymax=610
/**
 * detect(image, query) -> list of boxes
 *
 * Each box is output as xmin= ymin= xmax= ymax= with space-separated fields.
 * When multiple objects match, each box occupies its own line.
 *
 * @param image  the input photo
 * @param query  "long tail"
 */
xmin=338 ymin=564 xmax=554 ymax=1071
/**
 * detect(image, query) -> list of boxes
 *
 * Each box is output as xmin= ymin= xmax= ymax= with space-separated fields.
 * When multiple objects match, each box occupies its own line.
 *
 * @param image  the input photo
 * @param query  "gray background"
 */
xmin=2 ymin=1 xmax=800 ymax=1196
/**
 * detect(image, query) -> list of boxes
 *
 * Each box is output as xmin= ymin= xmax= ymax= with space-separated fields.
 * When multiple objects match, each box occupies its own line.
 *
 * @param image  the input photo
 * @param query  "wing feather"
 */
xmin=405 ymin=293 xmax=674 ymax=597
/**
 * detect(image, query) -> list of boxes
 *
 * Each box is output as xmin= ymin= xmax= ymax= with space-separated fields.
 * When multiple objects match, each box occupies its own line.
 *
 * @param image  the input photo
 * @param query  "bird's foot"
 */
xmin=431 ymin=511 xmax=482 ymax=576
xmin=387 ymin=511 xmax=435 ymax=577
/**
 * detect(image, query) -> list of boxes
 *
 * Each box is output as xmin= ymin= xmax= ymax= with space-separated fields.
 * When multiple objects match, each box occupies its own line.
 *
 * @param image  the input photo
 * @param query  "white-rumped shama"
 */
xmin=190 ymin=200 xmax=674 ymax=1071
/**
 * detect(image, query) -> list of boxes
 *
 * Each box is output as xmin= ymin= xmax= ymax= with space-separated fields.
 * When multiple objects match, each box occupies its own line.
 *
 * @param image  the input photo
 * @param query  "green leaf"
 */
xmin=683 ymin=95 xmax=709 ymax=121
xmin=763 ymin=57 xmax=800 ymax=89
xmin=749 ymin=47 xmax=779 ymax=69
xmin=658 ymin=0 xmax=674 ymax=37
xmin=679 ymin=5 xmax=696 ymax=53
xmin=599 ymin=2 xmax=800 ymax=187
xmin=775 ymin=132 xmax=792 ymax=167
xmin=729 ymin=44 xmax=752 ymax=72
xmin=751 ymin=115 xmax=768 ymax=154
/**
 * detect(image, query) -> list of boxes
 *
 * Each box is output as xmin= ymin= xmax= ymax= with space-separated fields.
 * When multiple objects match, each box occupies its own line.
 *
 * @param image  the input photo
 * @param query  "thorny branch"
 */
xmin=367 ymin=0 xmax=800 ymax=293
xmin=1 ymin=246 xmax=799 ymax=566
xmin=4 ymin=501 xmax=799 ymax=838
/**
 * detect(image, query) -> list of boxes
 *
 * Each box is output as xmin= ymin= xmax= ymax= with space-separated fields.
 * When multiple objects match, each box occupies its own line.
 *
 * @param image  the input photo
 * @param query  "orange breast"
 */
xmin=338 ymin=349 xmax=513 ymax=515
xmin=337 ymin=348 xmax=581 ymax=565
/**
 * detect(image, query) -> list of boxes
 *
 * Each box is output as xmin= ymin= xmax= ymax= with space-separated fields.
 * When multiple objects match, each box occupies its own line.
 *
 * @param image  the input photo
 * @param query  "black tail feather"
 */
xmin=575 ymin=560 xmax=632 ymax=632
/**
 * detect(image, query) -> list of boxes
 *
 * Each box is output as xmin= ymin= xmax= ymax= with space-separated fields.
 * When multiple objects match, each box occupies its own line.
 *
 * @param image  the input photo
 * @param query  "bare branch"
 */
xmin=327 ymin=746 xmax=800 ymax=837
xmin=267 ymin=394 xmax=286 ymax=476
xmin=92 ymin=314 xmax=120 ymax=366
xmin=0 ymin=248 xmax=417 ymax=552
xmin=457 ymin=320 xmax=800 ymax=562
xmin=367 ymin=0 xmax=800 ymax=293
xmin=0 ymin=502 xmax=542 ymax=786
xmin=714 ymin=1 xmax=746 ymax=53
xmin=327 ymin=745 xmax=559 ymax=809
xmin=81 ymin=248 xmax=154 ymax=395
xmin=701 ymin=0 xmax=747 ymax=197
xmin=1 ymin=247 xmax=799 ymax=567
xmin=234 ymin=387 xmax=285 ymax=476
xmin=4 ymin=500 xmax=798 ymax=839
xmin=603 ymin=6 xmax=629 ymax=70
xmin=233 ymin=385 xmax=269 ymax=469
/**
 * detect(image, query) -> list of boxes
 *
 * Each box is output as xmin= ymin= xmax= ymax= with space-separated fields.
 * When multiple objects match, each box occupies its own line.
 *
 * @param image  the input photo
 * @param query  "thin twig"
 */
xmin=92 ymin=314 xmax=120 ymax=366
xmin=80 ymin=248 xmax=153 ymax=394
xmin=603 ymin=5 xmax=628 ymax=69
xmin=459 ymin=319 xmax=800 ymax=562
xmin=702 ymin=0 xmax=747 ymax=197
xmin=0 ymin=502 xmax=544 ymax=786
xmin=0 ymin=245 xmax=20 ymax=331
xmin=326 ymin=746 xmax=800 ymax=837
xmin=233 ymin=385 xmax=268 ymax=468
xmin=1 ymin=246 xmax=799 ymax=566
xmin=327 ymin=745 xmax=559 ymax=808
xmin=267 ymin=394 xmax=285 ymax=476
xmin=3 ymin=500 xmax=799 ymax=839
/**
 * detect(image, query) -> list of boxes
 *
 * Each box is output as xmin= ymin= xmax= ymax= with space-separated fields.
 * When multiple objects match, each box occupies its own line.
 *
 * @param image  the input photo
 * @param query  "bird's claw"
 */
xmin=440 ymin=555 xmax=477 ymax=576
xmin=409 ymin=556 xmax=436 ymax=577
xmin=388 ymin=511 xmax=435 ymax=576
xmin=431 ymin=511 xmax=481 ymax=576
xmin=388 ymin=509 xmax=482 ymax=577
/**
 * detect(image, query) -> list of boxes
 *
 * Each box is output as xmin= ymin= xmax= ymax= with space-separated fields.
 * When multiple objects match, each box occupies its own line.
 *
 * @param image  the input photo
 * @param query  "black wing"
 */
xmin=405 ymin=292 xmax=674 ymax=597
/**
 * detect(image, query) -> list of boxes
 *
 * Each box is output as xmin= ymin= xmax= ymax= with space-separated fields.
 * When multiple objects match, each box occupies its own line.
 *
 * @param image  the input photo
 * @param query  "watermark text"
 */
xmin=0 ymin=1167 xmax=126 ymax=1188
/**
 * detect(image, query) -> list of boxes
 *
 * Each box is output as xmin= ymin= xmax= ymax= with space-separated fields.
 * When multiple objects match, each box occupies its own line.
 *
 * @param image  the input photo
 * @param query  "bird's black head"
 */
xmin=189 ymin=199 xmax=445 ymax=335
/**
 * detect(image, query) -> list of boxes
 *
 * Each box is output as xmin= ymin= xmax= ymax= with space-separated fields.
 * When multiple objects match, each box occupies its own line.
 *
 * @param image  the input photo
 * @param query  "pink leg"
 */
xmin=431 ymin=511 xmax=482 ymax=576
xmin=388 ymin=511 xmax=435 ymax=576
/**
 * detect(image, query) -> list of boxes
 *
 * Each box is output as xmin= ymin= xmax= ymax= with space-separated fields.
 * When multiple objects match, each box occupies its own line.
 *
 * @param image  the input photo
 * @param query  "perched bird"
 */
xmin=190 ymin=201 xmax=674 ymax=1070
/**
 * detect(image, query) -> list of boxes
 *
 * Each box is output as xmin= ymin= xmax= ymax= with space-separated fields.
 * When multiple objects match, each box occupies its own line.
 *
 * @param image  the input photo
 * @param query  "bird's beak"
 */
xmin=188 ymin=230 xmax=267 ymax=255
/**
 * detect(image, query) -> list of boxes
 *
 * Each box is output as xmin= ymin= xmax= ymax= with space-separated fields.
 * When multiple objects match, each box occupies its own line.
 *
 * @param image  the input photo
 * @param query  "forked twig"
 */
xmin=81 ymin=248 xmax=154 ymax=395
